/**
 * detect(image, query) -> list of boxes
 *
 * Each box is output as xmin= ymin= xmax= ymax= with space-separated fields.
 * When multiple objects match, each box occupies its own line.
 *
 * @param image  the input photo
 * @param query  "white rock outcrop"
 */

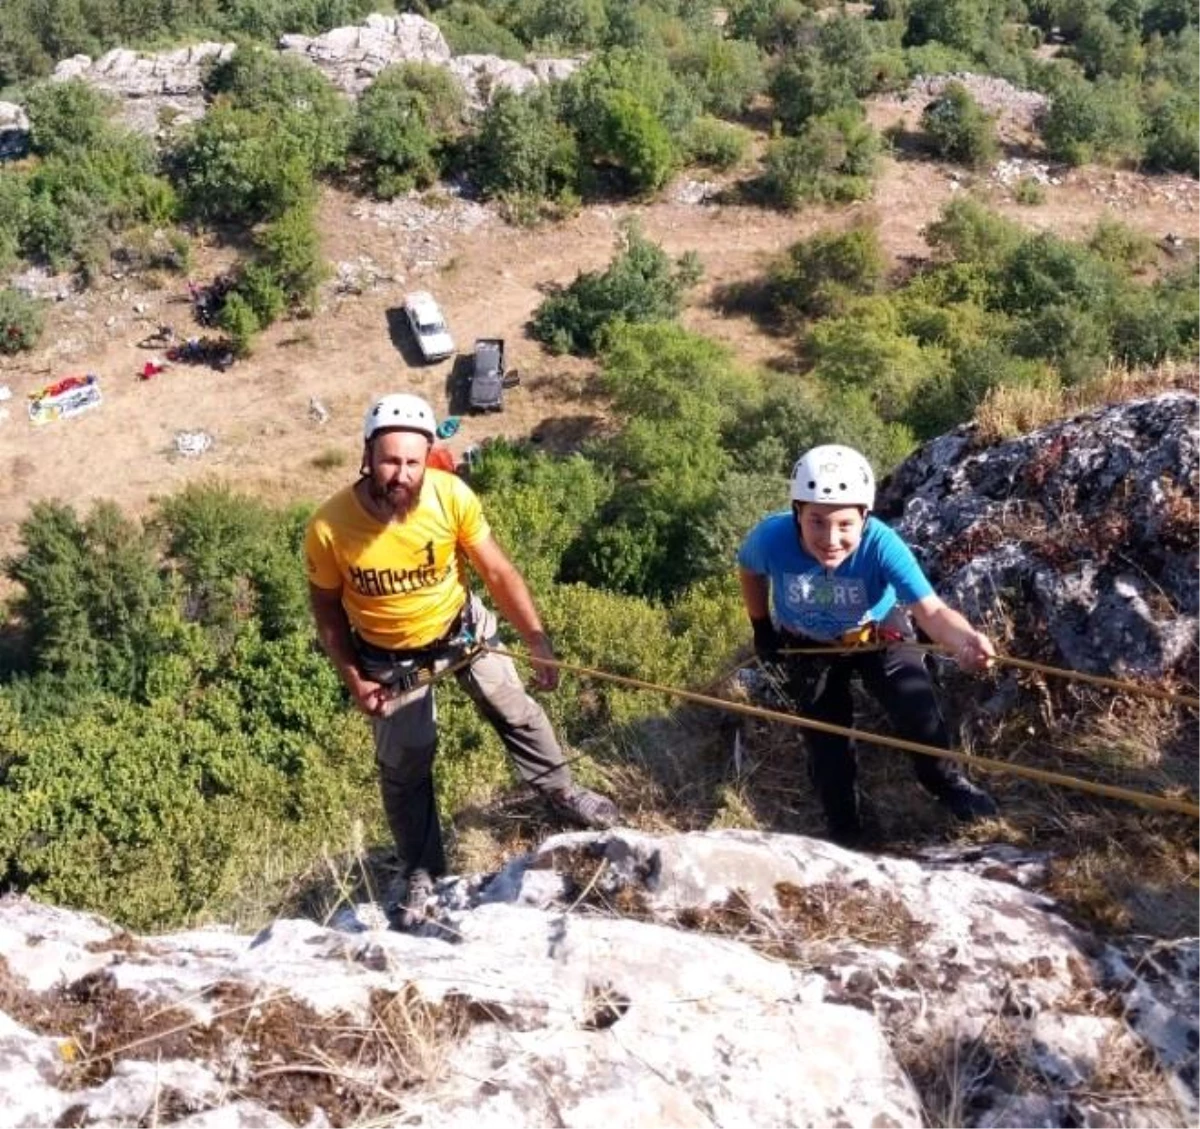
xmin=1 ymin=830 xmax=1195 ymax=1128
xmin=50 ymin=42 xmax=235 ymax=135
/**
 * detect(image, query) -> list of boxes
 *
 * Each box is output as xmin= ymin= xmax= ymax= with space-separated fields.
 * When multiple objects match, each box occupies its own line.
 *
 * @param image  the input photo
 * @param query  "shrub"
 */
xmin=920 ymin=81 xmax=999 ymax=168
xmin=173 ymin=105 xmax=313 ymax=224
xmin=1041 ymin=75 xmax=1144 ymax=165
xmin=769 ymin=50 xmax=860 ymax=135
xmin=759 ymin=109 xmax=880 ymax=208
xmin=23 ymin=79 xmax=111 ymax=156
xmin=994 ymin=231 xmax=1120 ymax=318
xmin=218 ymin=292 xmax=261 ymax=356
xmin=673 ymin=33 xmax=766 ymax=117
xmin=530 ymin=221 xmax=702 ymax=355
xmin=767 ymin=224 xmax=886 ymax=320
xmin=433 ymin=2 xmax=527 ymax=58
xmin=684 ymin=116 xmax=752 ymax=170
xmin=924 ymin=197 xmax=1023 ymax=267
xmin=0 ymin=286 xmax=44 ymax=353
xmin=589 ymin=89 xmax=676 ymax=194
xmin=1142 ymin=88 xmax=1199 ymax=173
xmin=352 ymin=73 xmax=442 ymax=197
xmin=1013 ymin=176 xmax=1046 ymax=205
xmin=1086 ymin=217 xmax=1156 ymax=270
xmin=255 ymin=201 xmax=326 ymax=310
xmin=472 ymin=87 xmax=579 ymax=202
xmin=203 ymin=48 xmax=351 ymax=174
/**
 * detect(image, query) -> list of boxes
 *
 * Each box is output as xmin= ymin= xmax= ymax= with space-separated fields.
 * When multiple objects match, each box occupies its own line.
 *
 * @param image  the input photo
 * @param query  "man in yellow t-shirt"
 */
xmin=306 ymin=393 xmax=617 ymax=925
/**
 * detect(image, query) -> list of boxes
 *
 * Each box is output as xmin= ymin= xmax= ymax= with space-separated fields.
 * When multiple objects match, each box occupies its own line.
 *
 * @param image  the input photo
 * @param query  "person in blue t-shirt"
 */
xmin=737 ymin=444 xmax=999 ymax=844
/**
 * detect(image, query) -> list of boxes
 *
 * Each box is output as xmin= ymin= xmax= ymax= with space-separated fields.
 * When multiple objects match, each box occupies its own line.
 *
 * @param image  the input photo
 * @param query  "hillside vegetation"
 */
xmin=0 ymin=0 xmax=1196 ymax=932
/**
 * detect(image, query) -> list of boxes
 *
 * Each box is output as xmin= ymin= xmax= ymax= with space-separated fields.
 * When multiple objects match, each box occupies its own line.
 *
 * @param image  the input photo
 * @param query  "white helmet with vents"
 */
xmin=363 ymin=393 xmax=436 ymax=443
xmin=789 ymin=445 xmax=876 ymax=509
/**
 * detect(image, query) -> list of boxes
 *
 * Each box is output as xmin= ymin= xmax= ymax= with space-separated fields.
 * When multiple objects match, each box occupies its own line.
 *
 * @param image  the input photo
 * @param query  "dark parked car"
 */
xmin=469 ymin=337 xmax=505 ymax=412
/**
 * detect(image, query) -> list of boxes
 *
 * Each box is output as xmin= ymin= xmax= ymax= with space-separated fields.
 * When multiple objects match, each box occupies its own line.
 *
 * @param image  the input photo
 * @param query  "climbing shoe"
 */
xmin=937 ymin=776 xmax=999 ymax=822
xmin=546 ymin=785 xmax=620 ymax=831
xmin=398 ymin=868 xmax=435 ymax=931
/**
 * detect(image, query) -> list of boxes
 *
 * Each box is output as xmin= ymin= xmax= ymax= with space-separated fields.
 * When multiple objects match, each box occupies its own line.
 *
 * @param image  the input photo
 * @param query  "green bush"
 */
xmin=903 ymin=0 xmax=1005 ymax=53
xmin=1013 ymin=176 xmax=1046 ymax=204
xmin=203 ymin=48 xmax=352 ymax=174
xmin=673 ymin=33 xmax=766 ymax=117
xmin=1086 ymin=216 xmax=1156 ymax=269
xmin=920 ymin=81 xmax=999 ymax=168
xmin=1041 ymin=75 xmax=1144 ymax=165
xmin=352 ymin=68 xmax=448 ymax=197
xmin=173 ymin=104 xmax=313 ymax=224
xmin=4 ymin=501 xmax=170 ymax=699
xmin=0 ymin=286 xmax=44 ymax=353
xmin=530 ymin=220 xmax=702 ymax=355
xmin=255 ymin=201 xmax=326 ymax=310
xmin=1142 ymin=87 xmax=1199 ymax=173
xmin=767 ymin=224 xmax=886 ymax=320
xmin=589 ymin=88 xmax=676 ymax=194
xmin=759 ymin=109 xmax=880 ymax=208
xmin=218 ymin=292 xmax=261 ymax=356
xmin=769 ymin=49 xmax=860 ymax=135
xmin=684 ymin=116 xmax=752 ymax=169
xmin=924 ymin=197 xmax=1023 ymax=267
xmin=433 ymin=2 xmax=527 ymax=58
xmin=24 ymin=79 xmax=112 ymax=156
xmin=472 ymin=87 xmax=579 ymax=202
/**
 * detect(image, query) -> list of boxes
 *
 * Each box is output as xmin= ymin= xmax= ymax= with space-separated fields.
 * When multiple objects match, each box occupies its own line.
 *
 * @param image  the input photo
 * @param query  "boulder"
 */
xmin=877 ymin=392 xmax=1199 ymax=679
xmin=49 ymin=42 xmax=235 ymax=135
xmin=278 ymin=13 xmax=452 ymax=97
xmin=1 ymin=830 xmax=1194 ymax=1128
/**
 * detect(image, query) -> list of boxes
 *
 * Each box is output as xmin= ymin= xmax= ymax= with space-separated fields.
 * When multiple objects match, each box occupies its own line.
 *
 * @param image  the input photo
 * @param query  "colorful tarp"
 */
xmin=28 ymin=374 xmax=102 ymax=426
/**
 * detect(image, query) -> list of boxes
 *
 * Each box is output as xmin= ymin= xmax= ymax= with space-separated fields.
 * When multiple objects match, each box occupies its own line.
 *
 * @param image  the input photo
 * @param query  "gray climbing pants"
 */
xmin=366 ymin=593 xmax=570 ymax=879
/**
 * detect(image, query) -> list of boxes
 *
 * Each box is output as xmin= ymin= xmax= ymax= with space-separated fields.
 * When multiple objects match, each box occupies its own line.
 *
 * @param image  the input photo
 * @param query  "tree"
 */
xmin=767 ymin=224 xmax=886 ymax=320
xmin=24 ymin=79 xmax=112 ymax=156
xmin=1041 ymin=75 xmax=1144 ymax=165
xmin=530 ymin=220 xmax=702 ymax=354
xmin=472 ymin=87 xmax=579 ymax=203
xmin=920 ymin=81 xmax=999 ymax=168
xmin=352 ymin=64 xmax=464 ymax=197
xmin=759 ymin=109 xmax=879 ymax=208
xmin=0 ymin=287 xmax=44 ymax=353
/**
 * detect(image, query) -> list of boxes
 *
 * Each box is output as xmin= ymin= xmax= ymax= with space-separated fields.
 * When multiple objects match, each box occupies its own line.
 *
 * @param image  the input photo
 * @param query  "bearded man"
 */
xmin=305 ymin=394 xmax=617 ymax=926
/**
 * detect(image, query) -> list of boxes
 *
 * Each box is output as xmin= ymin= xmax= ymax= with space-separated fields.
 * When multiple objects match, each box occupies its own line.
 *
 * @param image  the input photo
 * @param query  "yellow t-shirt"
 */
xmin=305 ymin=469 xmax=491 ymax=649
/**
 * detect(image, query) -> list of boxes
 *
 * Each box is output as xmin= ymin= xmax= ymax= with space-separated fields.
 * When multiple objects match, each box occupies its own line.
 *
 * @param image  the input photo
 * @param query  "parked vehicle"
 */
xmin=469 ymin=337 xmax=506 ymax=412
xmin=403 ymin=291 xmax=454 ymax=362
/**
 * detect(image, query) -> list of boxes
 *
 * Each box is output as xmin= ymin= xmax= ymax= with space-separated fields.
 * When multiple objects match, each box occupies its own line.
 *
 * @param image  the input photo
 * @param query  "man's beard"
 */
xmin=369 ymin=472 xmax=423 ymax=521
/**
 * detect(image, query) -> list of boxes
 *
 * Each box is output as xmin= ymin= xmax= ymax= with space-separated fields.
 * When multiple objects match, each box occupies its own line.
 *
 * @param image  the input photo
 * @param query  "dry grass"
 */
xmin=0 ymin=954 xmax=475 ymax=1126
xmin=973 ymin=358 xmax=1198 ymax=443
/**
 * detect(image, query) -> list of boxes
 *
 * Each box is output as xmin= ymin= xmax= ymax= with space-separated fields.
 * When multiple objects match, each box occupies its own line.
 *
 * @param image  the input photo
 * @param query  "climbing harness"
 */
xmin=356 ymin=611 xmax=483 ymax=697
xmin=487 ymin=644 xmax=1200 ymax=819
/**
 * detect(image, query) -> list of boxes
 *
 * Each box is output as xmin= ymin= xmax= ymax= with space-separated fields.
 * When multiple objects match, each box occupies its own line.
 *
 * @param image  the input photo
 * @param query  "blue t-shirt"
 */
xmin=737 ymin=512 xmax=933 ymax=641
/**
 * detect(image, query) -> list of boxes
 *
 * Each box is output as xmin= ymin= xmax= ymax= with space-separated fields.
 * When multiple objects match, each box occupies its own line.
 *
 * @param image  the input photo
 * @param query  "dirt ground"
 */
xmin=0 ymin=141 xmax=1195 ymax=565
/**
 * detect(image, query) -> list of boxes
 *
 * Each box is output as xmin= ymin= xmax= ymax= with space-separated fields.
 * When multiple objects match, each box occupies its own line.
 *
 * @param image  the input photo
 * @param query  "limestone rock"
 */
xmin=278 ymin=13 xmax=452 ymax=97
xmin=877 ymin=392 xmax=1199 ymax=679
xmin=49 ymin=42 xmax=235 ymax=135
xmin=2 ymin=830 xmax=1195 ymax=1128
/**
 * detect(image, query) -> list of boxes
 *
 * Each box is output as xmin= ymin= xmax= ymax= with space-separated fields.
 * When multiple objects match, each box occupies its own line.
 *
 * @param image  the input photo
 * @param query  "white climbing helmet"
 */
xmin=363 ymin=393 xmax=437 ymax=443
xmin=789 ymin=445 xmax=876 ymax=509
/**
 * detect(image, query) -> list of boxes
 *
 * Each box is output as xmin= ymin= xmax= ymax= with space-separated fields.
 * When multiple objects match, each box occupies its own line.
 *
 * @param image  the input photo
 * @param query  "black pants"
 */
xmin=784 ymin=641 xmax=964 ymax=830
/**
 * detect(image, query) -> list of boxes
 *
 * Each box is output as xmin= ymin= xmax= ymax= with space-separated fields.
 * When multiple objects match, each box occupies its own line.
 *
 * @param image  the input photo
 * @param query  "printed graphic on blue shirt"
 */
xmin=782 ymin=571 xmax=871 ymax=637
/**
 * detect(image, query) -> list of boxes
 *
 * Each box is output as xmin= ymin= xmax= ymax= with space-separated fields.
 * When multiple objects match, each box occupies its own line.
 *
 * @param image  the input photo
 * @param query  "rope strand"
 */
xmin=490 ymin=645 xmax=1199 ymax=819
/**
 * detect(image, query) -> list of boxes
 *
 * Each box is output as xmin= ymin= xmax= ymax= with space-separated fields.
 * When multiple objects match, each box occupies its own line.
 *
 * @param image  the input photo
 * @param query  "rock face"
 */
xmin=43 ymin=14 xmax=580 ymax=136
xmin=51 ymin=43 xmax=235 ymax=136
xmin=2 ymin=830 xmax=1195 ymax=1128
xmin=278 ymin=12 xmax=451 ymax=96
xmin=877 ymin=392 xmax=1199 ymax=679
xmin=0 ymin=101 xmax=30 ymax=160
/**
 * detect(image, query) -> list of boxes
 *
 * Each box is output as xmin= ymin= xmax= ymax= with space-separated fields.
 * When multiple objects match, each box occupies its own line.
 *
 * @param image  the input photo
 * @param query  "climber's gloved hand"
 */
xmin=750 ymin=616 xmax=780 ymax=665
